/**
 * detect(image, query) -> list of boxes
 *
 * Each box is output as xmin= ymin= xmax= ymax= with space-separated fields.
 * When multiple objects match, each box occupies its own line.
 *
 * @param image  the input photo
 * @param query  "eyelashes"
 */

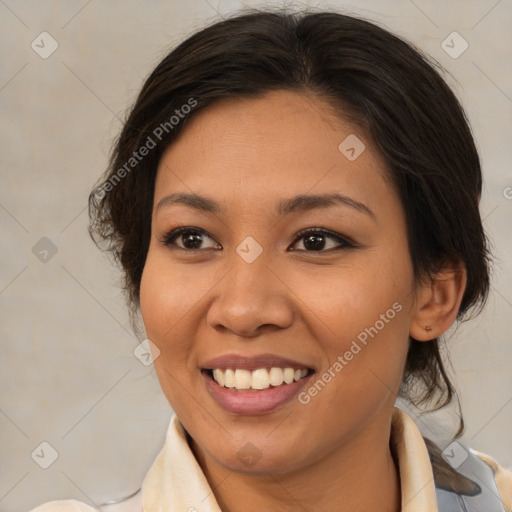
xmin=162 ymin=227 xmax=221 ymax=250
xmin=160 ymin=226 xmax=355 ymax=253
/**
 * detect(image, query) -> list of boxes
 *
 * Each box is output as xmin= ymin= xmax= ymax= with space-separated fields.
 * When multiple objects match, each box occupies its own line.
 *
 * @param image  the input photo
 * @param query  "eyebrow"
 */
xmin=155 ymin=192 xmax=375 ymax=219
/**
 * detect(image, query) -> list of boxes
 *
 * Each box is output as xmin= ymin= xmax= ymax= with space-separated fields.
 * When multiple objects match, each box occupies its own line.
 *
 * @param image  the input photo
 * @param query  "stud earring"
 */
xmin=425 ymin=325 xmax=432 ymax=333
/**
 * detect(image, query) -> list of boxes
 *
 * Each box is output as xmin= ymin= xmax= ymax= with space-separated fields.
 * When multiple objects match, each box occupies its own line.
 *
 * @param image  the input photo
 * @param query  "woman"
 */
xmin=32 ymin=8 xmax=511 ymax=512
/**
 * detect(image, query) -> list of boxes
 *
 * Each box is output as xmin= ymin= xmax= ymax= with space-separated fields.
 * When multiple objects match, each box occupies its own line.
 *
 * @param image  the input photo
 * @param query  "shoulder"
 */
xmin=29 ymin=488 xmax=143 ymax=512
xmin=425 ymin=438 xmax=512 ymax=512
xmin=29 ymin=500 xmax=98 ymax=511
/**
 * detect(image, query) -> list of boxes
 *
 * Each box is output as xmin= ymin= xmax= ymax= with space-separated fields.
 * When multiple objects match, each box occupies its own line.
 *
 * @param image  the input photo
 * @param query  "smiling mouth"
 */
xmin=204 ymin=367 xmax=314 ymax=392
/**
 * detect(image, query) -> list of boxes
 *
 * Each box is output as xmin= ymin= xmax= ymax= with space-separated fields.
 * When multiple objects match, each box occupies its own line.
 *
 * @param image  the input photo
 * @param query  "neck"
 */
xmin=190 ymin=412 xmax=401 ymax=512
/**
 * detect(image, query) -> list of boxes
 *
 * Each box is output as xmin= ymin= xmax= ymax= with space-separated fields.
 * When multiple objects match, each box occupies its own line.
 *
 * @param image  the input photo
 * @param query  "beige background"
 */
xmin=1 ymin=0 xmax=511 ymax=510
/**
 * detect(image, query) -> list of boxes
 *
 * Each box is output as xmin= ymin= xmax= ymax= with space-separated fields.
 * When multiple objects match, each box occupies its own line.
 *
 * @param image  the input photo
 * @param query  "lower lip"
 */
xmin=203 ymin=371 xmax=313 ymax=415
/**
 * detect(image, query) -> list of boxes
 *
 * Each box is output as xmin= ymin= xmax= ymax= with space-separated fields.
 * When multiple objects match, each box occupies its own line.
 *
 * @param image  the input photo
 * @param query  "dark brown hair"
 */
xmin=89 ymin=8 xmax=491 ymax=419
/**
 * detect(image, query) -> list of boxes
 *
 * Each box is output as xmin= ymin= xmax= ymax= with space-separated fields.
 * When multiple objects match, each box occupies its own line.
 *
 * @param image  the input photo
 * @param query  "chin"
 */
xmin=213 ymin=445 xmax=308 ymax=476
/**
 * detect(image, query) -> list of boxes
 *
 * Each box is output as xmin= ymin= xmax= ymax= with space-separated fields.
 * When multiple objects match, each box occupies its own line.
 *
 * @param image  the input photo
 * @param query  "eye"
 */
xmin=289 ymin=228 xmax=354 ymax=252
xmin=161 ymin=227 xmax=221 ymax=250
xmin=161 ymin=226 xmax=354 ymax=252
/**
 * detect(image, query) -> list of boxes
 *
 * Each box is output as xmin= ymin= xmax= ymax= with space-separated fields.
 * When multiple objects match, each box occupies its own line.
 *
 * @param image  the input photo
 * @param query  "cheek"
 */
xmin=139 ymin=251 xmax=198 ymax=411
xmin=139 ymin=250 xmax=198 ymax=361
xmin=289 ymin=249 xmax=413 ymax=341
xmin=289 ymin=250 xmax=414 ymax=404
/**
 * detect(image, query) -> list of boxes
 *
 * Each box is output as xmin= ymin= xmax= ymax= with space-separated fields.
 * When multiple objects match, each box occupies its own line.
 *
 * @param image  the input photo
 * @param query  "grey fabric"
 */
xmin=435 ymin=443 xmax=506 ymax=512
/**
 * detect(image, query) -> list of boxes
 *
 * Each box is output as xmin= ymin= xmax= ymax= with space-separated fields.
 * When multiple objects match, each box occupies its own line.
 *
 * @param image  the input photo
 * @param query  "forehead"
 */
xmin=154 ymin=90 xmax=392 ymax=211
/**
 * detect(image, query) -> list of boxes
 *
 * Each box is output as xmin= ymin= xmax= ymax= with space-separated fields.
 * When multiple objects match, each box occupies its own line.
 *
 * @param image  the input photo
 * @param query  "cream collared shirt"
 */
xmin=141 ymin=408 xmax=436 ymax=511
xmin=30 ymin=408 xmax=507 ymax=512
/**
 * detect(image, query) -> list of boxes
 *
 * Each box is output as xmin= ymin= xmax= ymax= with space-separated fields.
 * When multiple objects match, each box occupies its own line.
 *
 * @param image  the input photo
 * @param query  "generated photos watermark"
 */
xmin=298 ymin=301 xmax=403 ymax=404
xmin=93 ymin=97 xmax=197 ymax=200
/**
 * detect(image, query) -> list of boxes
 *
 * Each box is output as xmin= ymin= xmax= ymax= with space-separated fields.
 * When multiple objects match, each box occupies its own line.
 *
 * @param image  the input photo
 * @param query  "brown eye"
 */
xmin=162 ymin=227 xmax=221 ymax=250
xmin=290 ymin=228 xmax=353 ymax=252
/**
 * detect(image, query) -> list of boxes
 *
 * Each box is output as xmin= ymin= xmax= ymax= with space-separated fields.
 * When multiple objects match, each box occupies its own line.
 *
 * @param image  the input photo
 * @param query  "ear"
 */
xmin=410 ymin=258 xmax=467 ymax=341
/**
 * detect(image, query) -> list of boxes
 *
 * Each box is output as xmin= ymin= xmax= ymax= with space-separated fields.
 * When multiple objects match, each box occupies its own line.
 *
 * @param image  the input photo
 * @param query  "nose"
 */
xmin=206 ymin=252 xmax=294 ymax=338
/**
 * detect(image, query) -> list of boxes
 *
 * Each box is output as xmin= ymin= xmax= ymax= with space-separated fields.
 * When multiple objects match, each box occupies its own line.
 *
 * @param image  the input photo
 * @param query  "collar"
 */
xmin=141 ymin=407 xmax=438 ymax=511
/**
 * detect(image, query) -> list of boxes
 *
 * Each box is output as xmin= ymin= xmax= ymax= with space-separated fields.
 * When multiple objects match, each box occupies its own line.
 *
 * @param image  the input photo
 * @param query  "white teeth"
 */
xmin=252 ymin=369 xmax=270 ymax=390
xmin=283 ymin=367 xmax=295 ymax=384
xmin=224 ymin=368 xmax=235 ymax=388
xmin=234 ymin=369 xmax=252 ymax=389
xmin=213 ymin=369 xmax=225 ymax=387
xmin=210 ymin=367 xmax=310 ymax=390
xmin=269 ymin=367 xmax=284 ymax=386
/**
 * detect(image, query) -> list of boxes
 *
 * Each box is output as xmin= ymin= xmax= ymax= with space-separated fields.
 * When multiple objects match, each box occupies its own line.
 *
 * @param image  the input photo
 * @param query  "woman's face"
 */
xmin=140 ymin=90 xmax=418 ymax=474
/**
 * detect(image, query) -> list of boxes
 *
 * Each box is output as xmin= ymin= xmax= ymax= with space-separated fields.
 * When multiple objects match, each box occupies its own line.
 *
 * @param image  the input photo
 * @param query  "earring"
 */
xmin=425 ymin=325 xmax=432 ymax=333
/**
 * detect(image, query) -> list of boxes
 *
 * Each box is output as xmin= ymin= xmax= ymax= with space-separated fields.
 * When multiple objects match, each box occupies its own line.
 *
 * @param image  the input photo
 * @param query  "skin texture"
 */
xmin=139 ymin=90 xmax=466 ymax=512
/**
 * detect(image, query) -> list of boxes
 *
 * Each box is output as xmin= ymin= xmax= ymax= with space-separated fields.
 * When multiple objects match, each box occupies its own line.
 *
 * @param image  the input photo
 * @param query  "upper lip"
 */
xmin=201 ymin=353 xmax=314 ymax=372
